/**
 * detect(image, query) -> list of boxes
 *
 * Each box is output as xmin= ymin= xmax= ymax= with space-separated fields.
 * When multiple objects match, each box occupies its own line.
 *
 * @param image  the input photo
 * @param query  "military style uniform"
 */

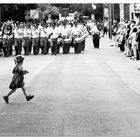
xmin=40 ymin=25 xmax=48 ymax=55
xmin=2 ymin=23 xmax=13 ymax=57
xmin=22 ymin=26 xmax=30 ymax=55
xmin=61 ymin=24 xmax=72 ymax=54
xmin=27 ymin=26 xmax=32 ymax=54
xmin=90 ymin=25 xmax=100 ymax=49
xmin=46 ymin=25 xmax=53 ymax=54
xmin=13 ymin=25 xmax=23 ymax=55
xmin=32 ymin=26 xmax=40 ymax=55
xmin=50 ymin=25 xmax=59 ymax=55
xmin=72 ymin=23 xmax=82 ymax=54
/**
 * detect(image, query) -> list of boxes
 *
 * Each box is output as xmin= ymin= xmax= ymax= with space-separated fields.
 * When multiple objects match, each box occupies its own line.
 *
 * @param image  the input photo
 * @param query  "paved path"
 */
xmin=1 ymin=36 xmax=140 ymax=136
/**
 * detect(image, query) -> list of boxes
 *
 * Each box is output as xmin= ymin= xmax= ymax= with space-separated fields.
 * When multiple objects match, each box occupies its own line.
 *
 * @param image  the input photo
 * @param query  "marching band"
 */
xmin=0 ymin=20 xmax=89 ymax=57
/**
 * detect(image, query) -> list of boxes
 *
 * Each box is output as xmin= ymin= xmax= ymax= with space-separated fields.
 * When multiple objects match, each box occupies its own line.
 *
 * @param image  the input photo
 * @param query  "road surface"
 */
xmin=1 ymin=36 xmax=140 ymax=136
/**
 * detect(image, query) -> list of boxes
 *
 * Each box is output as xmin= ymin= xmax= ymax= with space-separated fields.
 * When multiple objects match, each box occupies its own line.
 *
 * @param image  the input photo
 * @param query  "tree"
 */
xmin=0 ymin=4 xmax=37 ymax=22
xmin=43 ymin=4 xmax=59 ymax=20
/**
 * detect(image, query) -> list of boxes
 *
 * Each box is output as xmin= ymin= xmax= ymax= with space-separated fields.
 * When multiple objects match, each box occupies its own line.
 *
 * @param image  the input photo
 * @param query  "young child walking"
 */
xmin=3 ymin=55 xmax=34 ymax=103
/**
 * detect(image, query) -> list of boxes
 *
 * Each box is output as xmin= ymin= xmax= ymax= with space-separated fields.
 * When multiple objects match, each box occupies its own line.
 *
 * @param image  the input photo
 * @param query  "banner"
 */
xmin=30 ymin=10 xmax=39 ymax=19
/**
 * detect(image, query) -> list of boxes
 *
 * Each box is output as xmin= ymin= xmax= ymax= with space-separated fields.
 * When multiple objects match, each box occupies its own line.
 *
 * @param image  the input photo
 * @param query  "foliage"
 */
xmin=0 ymin=4 xmax=37 ymax=21
xmin=0 ymin=4 xmax=104 ymax=22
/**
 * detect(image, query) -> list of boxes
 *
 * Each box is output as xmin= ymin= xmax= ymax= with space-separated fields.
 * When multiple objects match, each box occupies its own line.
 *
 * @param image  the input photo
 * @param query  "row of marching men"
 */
xmin=0 ymin=20 xmax=89 ymax=57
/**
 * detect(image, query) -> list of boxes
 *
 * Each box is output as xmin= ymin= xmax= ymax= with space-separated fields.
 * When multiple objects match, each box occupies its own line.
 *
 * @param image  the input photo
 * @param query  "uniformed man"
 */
xmin=90 ymin=22 xmax=101 ymax=49
xmin=13 ymin=23 xmax=23 ymax=55
xmin=61 ymin=21 xmax=72 ymax=54
xmin=50 ymin=23 xmax=59 ymax=55
xmin=45 ymin=23 xmax=53 ymax=54
xmin=40 ymin=24 xmax=46 ymax=54
xmin=27 ymin=24 xmax=32 ymax=54
xmin=32 ymin=24 xmax=40 ymax=55
xmin=2 ymin=21 xmax=13 ymax=57
xmin=41 ymin=23 xmax=49 ymax=55
xmin=22 ymin=24 xmax=30 ymax=55
xmin=72 ymin=21 xmax=82 ymax=54
xmin=57 ymin=22 xmax=63 ymax=54
xmin=81 ymin=23 xmax=89 ymax=51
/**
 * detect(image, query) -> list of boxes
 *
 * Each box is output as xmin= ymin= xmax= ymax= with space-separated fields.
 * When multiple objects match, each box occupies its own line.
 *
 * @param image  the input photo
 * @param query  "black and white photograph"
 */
xmin=1 ymin=2 xmax=140 ymax=137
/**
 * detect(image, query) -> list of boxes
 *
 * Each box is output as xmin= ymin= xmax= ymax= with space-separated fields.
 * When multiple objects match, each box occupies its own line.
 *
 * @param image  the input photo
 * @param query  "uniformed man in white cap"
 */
xmin=72 ymin=21 xmax=82 ymax=54
xmin=45 ymin=23 xmax=53 ymax=54
xmin=61 ymin=21 xmax=72 ymax=54
xmin=22 ymin=24 xmax=30 ymax=55
xmin=13 ymin=23 xmax=23 ymax=55
xmin=2 ymin=21 xmax=13 ymax=57
xmin=40 ymin=24 xmax=46 ymax=54
xmin=50 ymin=22 xmax=59 ymax=55
xmin=32 ymin=24 xmax=40 ymax=55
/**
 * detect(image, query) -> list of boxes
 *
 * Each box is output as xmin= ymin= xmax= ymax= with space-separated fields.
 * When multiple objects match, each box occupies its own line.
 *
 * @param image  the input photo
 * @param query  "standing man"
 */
xmin=13 ymin=24 xmax=23 ymax=55
xmin=50 ymin=23 xmax=59 ymax=55
xmin=61 ymin=21 xmax=72 ymax=54
xmin=90 ymin=22 xmax=101 ymax=49
xmin=22 ymin=24 xmax=30 ymax=55
xmin=72 ymin=21 xmax=82 ymax=54
xmin=81 ymin=23 xmax=89 ymax=51
xmin=2 ymin=21 xmax=13 ymax=57
xmin=57 ymin=22 xmax=63 ymax=54
xmin=46 ymin=23 xmax=53 ymax=54
xmin=103 ymin=18 xmax=108 ymax=36
xmin=32 ymin=24 xmax=40 ymax=55
xmin=40 ymin=24 xmax=46 ymax=54
xmin=110 ymin=21 xmax=118 ymax=47
xmin=27 ymin=24 xmax=32 ymax=54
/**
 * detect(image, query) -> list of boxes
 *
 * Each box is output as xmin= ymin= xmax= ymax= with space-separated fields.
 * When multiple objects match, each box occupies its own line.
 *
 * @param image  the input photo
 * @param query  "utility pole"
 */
xmin=109 ymin=4 xmax=112 ymax=39
xmin=0 ymin=5 xmax=1 ymax=24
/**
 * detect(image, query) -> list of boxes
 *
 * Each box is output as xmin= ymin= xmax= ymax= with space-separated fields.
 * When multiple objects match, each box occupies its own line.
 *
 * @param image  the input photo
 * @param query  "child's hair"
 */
xmin=14 ymin=55 xmax=24 ymax=65
xmin=14 ymin=59 xmax=23 ymax=65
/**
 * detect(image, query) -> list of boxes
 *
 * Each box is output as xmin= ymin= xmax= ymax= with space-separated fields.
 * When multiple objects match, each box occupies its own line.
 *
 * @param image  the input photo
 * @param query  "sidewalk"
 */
xmin=99 ymin=35 xmax=140 ymax=95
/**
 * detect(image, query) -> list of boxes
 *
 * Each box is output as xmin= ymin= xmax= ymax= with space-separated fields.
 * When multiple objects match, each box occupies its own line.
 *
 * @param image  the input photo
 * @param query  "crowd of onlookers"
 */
xmin=111 ymin=19 xmax=140 ymax=61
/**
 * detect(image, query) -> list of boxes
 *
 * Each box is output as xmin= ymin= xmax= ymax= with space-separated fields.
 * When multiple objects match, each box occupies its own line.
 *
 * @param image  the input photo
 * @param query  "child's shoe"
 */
xmin=3 ymin=96 xmax=9 ymax=104
xmin=26 ymin=95 xmax=34 ymax=101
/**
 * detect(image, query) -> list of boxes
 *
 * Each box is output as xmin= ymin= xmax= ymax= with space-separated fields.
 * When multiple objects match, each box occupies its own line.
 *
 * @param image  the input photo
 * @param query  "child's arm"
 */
xmin=23 ymin=70 xmax=29 ymax=74
xmin=17 ymin=66 xmax=29 ymax=75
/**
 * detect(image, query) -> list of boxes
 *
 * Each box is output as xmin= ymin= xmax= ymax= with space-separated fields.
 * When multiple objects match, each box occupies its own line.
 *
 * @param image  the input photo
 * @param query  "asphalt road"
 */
xmin=1 ymin=36 xmax=140 ymax=136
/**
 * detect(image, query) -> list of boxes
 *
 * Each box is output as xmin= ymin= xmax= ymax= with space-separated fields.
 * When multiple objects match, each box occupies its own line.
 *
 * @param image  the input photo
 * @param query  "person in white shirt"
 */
xmin=61 ymin=22 xmax=72 ymax=54
xmin=129 ymin=27 xmax=138 ymax=60
xmin=81 ymin=23 xmax=88 ymax=51
xmin=45 ymin=23 xmax=53 ymax=54
xmin=32 ymin=24 xmax=40 ymax=55
xmin=22 ymin=25 xmax=30 ymax=55
xmin=90 ymin=23 xmax=100 ymax=49
xmin=42 ymin=24 xmax=49 ymax=54
xmin=13 ymin=24 xmax=23 ymax=55
xmin=2 ymin=21 xmax=13 ymax=57
xmin=72 ymin=21 xmax=83 ymax=54
xmin=103 ymin=19 xmax=108 ymax=36
xmin=57 ymin=22 xmax=63 ymax=53
xmin=50 ymin=23 xmax=59 ymax=55
xmin=40 ymin=24 xmax=47 ymax=54
xmin=26 ymin=25 xmax=32 ymax=54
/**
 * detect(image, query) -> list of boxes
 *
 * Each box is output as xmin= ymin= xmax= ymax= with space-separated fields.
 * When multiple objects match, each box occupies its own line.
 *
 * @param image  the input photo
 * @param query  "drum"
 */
xmin=74 ymin=37 xmax=83 ymax=44
xmin=57 ymin=38 xmax=63 ymax=44
xmin=64 ymin=38 xmax=72 ymax=44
